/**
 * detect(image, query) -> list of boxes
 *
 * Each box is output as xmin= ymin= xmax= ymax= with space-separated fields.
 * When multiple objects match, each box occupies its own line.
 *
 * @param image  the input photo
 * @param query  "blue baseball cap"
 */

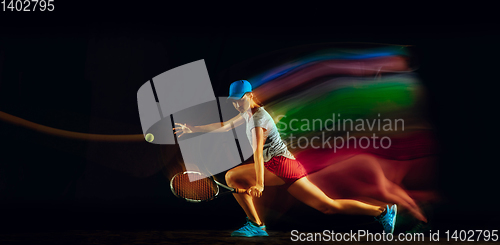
xmin=227 ymin=80 xmax=252 ymax=101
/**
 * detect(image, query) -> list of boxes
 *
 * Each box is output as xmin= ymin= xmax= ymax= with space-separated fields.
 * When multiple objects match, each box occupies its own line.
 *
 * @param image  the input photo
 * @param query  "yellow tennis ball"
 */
xmin=145 ymin=133 xmax=154 ymax=142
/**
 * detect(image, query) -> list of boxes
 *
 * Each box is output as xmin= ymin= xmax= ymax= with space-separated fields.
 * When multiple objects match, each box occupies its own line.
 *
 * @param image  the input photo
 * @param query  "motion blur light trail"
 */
xmin=250 ymin=46 xmax=411 ymax=88
xmin=0 ymin=110 xmax=171 ymax=179
xmin=0 ymin=111 xmax=143 ymax=142
xmin=266 ymin=74 xmax=420 ymax=141
xmin=251 ymin=55 xmax=411 ymax=103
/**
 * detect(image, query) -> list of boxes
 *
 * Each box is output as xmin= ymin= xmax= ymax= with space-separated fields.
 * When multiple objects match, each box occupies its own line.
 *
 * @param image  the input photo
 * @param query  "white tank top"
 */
xmin=240 ymin=106 xmax=296 ymax=162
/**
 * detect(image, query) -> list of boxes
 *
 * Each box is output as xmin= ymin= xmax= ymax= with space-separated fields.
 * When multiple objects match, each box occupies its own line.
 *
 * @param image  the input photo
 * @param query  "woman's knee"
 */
xmin=225 ymin=169 xmax=249 ymax=188
xmin=225 ymin=170 xmax=236 ymax=187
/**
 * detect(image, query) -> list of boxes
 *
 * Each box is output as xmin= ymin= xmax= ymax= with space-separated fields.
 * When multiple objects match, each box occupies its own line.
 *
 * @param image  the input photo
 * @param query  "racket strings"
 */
xmin=172 ymin=173 xmax=218 ymax=201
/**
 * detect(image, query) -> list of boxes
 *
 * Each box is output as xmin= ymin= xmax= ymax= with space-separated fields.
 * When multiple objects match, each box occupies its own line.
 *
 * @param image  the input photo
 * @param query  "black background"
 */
xmin=0 ymin=2 xmax=499 ymax=233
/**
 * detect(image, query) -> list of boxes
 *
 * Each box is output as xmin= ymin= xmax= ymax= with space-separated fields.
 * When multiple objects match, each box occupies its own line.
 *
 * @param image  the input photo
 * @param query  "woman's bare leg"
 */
xmin=287 ymin=177 xmax=386 ymax=216
xmin=225 ymin=163 xmax=286 ymax=225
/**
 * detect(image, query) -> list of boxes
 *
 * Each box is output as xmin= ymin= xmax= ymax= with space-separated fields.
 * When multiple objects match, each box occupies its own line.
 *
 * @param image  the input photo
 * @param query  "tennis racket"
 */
xmin=170 ymin=171 xmax=247 ymax=203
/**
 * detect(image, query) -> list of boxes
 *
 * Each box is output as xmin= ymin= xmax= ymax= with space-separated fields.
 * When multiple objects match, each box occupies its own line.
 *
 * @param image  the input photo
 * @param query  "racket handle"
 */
xmin=233 ymin=188 xmax=247 ymax=194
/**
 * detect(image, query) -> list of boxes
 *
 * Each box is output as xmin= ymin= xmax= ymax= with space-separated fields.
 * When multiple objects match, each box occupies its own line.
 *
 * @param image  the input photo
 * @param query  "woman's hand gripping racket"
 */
xmin=170 ymin=171 xmax=247 ymax=203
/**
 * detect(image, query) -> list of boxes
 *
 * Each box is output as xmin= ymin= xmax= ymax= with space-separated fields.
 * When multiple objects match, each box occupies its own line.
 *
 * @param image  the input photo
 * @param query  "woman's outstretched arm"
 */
xmin=173 ymin=113 xmax=245 ymax=137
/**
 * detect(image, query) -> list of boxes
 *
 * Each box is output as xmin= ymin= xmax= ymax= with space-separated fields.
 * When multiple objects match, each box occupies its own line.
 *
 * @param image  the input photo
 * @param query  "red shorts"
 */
xmin=264 ymin=156 xmax=308 ymax=185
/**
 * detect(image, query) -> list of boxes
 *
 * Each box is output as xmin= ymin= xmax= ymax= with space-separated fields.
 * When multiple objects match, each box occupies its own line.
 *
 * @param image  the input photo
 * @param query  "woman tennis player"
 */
xmin=174 ymin=80 xmax=397 ymax=237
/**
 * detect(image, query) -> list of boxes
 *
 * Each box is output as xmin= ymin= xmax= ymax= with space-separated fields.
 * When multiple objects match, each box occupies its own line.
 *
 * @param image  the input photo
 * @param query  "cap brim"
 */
xmin=225 ymin=93 xmax=245 ymax=102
